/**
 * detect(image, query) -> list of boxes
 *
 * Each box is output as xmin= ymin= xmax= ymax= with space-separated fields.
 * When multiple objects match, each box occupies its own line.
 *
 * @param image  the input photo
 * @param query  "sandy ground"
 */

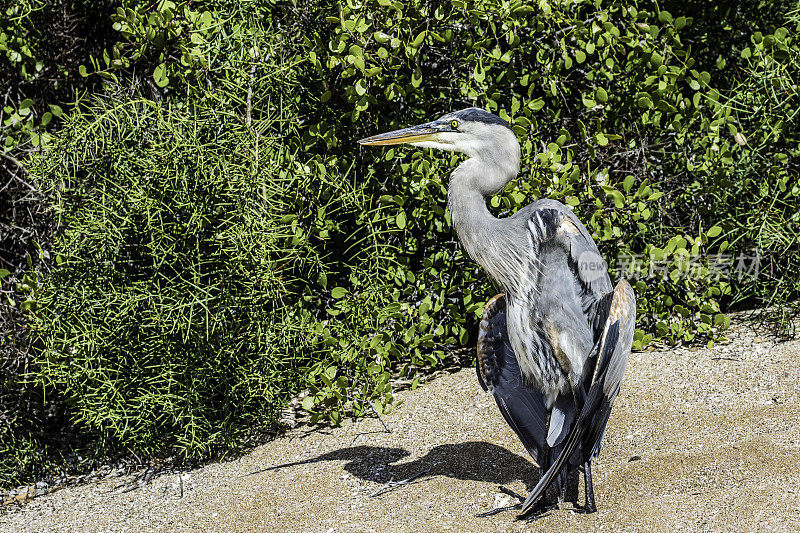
xmin=3 ymin=321 xmax=800 ymax=532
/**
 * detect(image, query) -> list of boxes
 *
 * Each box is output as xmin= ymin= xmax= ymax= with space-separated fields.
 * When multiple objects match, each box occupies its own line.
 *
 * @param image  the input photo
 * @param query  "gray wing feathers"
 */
xmin=524 ymin=199 xmax=613 ymax=296
xmin=587 ymin=279 xmax=636 ymax=457
xmin=546 ymin=406 xmax=567 ymax=447
xmin=546 ymin=395 xmax=575 ymax=448
xmin=593 ymin=280 xmax=637 ymax=398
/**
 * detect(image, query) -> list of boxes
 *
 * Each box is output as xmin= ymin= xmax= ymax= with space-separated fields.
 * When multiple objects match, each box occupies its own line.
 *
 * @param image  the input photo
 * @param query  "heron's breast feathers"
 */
xmin=505 ymin=301 xmax=570 ymax=402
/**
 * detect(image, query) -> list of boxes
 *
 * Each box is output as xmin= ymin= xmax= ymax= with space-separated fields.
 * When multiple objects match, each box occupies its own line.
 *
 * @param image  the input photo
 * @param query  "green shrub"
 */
xmin=691 ymin=9 xmax=800 ymax=333
xmin=3 ymin=0 xmax=799 ymax=486
xmin=27 ymin=94 xmax=301 ymax=454
xmin=17 ymin=14 xmax=440 ymax=469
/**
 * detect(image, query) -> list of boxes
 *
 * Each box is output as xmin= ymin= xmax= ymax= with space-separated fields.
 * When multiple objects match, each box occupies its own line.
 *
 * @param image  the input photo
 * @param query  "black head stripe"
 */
xmin=449 ymin=107 xmax=513 ymax=130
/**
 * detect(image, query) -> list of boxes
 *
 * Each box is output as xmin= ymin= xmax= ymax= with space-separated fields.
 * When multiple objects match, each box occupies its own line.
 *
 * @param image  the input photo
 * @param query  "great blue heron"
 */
xmin=358 ymin=108 xmax=635 ymax=519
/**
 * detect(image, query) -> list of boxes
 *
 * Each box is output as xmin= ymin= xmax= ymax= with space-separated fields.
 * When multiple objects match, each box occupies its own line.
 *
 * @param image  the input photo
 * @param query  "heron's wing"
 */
xmin=518 ymin=280 xmax=636 ymax=517
xmin=525 ymin=200 xmax=614 ymax=301
xmin=585 ymin=279 xmax=637 ymax=457
xmin=477 ymin=294 xmax=549 ymax=464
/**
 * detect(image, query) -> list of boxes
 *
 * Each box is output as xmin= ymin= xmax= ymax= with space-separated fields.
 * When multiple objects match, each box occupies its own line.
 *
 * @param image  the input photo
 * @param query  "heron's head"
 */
xmin=359 ymin=107 xmax=519 ymax=161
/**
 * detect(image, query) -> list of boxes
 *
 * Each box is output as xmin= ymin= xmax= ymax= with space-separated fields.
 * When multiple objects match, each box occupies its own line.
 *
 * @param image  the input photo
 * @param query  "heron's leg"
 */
xmin=562 ymin=467 xmax=579 ymax=503
xmin=583 ymin=461 xmax=597 ymax=514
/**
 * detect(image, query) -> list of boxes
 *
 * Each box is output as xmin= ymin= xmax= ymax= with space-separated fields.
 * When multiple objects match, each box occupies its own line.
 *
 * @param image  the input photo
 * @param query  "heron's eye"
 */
xmin=450 ymin=120 xmax=459 ymax=129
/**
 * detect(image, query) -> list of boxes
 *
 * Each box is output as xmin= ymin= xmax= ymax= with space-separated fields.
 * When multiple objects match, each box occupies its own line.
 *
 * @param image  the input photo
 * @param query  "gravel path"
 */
xmin=3 ymin=321 xmax=800 ymax=532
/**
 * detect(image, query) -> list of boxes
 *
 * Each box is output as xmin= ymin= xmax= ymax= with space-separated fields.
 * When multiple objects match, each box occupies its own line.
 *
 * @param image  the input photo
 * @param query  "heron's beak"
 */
xmin=358 ymin=122 xmax=442 ymax=146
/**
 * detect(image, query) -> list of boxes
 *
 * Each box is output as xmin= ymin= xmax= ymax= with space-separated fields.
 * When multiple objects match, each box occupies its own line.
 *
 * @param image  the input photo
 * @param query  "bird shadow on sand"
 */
xmin=251 ymin=441 xmax=539 ymax=491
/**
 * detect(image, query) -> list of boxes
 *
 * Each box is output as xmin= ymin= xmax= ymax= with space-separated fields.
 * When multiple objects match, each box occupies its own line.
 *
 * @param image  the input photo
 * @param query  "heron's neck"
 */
xmin=448 ymin=157 xmax=523 ymax=294
xmin=448 ymin=169 xmax=494 ymax=255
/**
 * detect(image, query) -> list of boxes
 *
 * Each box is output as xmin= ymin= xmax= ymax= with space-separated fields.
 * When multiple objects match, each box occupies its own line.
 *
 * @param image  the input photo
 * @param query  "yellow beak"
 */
xmin=358 ymin=123 xmax=440 ymax=146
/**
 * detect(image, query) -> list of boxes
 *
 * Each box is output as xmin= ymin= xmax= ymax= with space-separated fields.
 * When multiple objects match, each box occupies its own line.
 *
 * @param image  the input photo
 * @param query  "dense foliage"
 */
xmin=1 ymin=0 xmax=797 ymax=486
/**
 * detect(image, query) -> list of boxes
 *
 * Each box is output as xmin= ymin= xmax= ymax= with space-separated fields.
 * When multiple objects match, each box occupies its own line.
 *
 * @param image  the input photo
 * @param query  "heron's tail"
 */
xmin=518 ymin=383 xmax=601 ymax=516
xmin=518 ymin=319 xmax=622 ymax=517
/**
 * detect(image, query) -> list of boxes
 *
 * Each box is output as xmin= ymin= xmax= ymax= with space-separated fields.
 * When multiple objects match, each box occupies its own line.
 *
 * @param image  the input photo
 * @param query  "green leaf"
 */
xmin=529 ymin=98 xmax=544 ymax=111
xmin=623 ymin=174 xmax=635 ymax=193
xmin=331 ymin=287 xmax=348 ymax=299
xmin=153 ymin=63 xmax=169 ymax=87
xmin=411 ymin=68 xmax=422 ymax=88
xmin=458 ymin=326 xmax=468 ymax=345
xmin=707 ymin=225 xmax=722 ymax=238
xmin=18 ymin=99 xmax=33 ymax=114
xmin=650 ymin=52 xmax=663 ymax=67
xmin=636 ymin=95 xmax=653 ymax=109
xmin=473 ymin=59 xmax=485 ymax=83
xmin=602 ymin=186 xmax=625 ymax=208
xmin=512 ymin=5 xmax=534 ymax=16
